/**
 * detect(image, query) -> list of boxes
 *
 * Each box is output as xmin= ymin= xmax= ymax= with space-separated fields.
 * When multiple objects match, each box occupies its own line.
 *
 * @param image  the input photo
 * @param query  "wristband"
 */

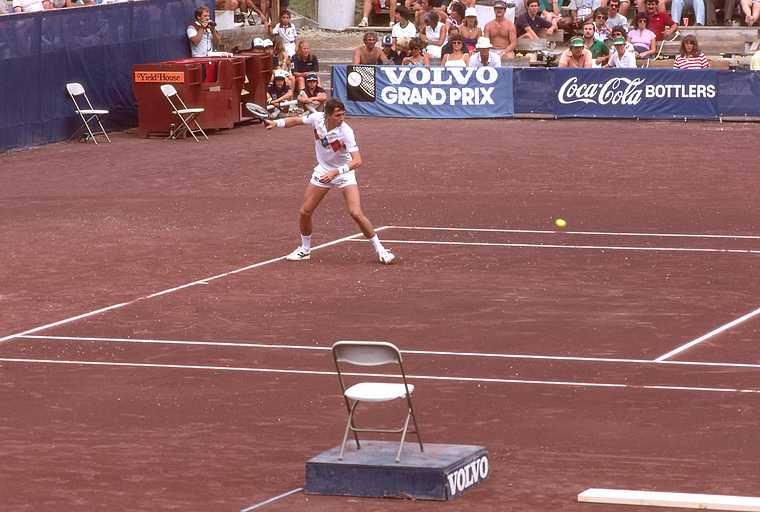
xmin=338 ymin=165 xmax=350 ymax=175
xmin=275 ymin=119 xmax=286 ymax=128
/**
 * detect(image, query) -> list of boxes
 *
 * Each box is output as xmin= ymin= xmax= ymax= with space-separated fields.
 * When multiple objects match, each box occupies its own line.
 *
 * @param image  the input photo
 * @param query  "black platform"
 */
xmin=305 ymin=441 xmax=489 ymax=501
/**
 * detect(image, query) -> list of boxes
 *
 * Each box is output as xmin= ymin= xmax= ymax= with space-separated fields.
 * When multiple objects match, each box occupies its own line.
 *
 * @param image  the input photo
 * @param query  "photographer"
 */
xmin=187 ymin=6 xmax=220 ymax=58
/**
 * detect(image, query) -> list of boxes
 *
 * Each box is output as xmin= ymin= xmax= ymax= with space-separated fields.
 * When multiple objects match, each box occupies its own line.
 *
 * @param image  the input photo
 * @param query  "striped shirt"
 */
xmin=673 ymin=53 xmax=709 ymax=69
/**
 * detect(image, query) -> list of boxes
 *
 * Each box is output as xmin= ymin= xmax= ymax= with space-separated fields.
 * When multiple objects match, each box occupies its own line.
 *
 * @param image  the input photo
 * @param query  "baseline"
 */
xmin=2 ymin=357 xmax=759 ymax=394
xmin=0 ymin=229 xmax=381 ymax=344
xmin=17 ymin=334 xmax=760 ymax=369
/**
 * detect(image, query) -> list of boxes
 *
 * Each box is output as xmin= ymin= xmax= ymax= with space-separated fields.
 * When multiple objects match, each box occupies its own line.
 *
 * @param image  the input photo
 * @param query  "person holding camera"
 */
xmin=188 ymin=6 xmax=220 ymax=57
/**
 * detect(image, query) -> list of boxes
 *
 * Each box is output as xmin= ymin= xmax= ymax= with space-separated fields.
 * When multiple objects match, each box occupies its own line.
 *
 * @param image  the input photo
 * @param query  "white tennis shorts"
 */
xmin=310 ymin=164 xmax=358 ymax=189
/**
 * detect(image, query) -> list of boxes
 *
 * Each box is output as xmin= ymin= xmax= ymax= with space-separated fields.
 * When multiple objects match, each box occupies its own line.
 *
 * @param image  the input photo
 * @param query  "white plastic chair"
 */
xmin=332 ymin=341 xmax=424 ymax=463
xmin=159 ymin=84 xmax=208 ymax=142
xmin=66 ymin=82 xmax=111 ymax=144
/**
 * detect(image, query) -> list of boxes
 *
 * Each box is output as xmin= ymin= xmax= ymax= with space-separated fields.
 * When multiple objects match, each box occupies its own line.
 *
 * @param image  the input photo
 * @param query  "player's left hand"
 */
xmin=318 ymin=170 xmax=339 ymax=184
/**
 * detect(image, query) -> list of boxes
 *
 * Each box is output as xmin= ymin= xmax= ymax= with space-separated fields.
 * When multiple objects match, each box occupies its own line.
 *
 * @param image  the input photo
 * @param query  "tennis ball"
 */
xmin=555 ymin=218 xmax=567 ymax=229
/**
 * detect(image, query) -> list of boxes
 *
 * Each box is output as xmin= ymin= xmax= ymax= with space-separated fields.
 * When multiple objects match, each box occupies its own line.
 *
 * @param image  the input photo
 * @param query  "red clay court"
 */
xmin=1 ymin=118 xmax=759 ymax=512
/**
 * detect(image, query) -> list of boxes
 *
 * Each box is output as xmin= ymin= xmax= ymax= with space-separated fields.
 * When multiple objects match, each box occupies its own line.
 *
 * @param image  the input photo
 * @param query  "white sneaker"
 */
xmin=358 ymin=17 xmax=369 ymax=27
xmin=286 ymin=247 xmax=310 ymax=261
xmin=378 ymin=249 xmax=395 ymax=265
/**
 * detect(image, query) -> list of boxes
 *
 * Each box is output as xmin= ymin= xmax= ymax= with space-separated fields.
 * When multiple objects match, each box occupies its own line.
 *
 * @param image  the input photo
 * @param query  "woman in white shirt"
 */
xmin=441 ymin=34 xmax=470 ymax=67
xmin=421 ymin=11 xmax=448 ymax=60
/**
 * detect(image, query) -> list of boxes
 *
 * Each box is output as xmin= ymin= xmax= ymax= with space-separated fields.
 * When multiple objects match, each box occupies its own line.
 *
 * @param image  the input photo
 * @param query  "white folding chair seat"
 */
xmin=332 ymin=341 xmax=424 ymax=463
xmin=160 ymin=84 xmax=208 ymax=142
xmin=66 ymin=82 xmax=111 ymax=144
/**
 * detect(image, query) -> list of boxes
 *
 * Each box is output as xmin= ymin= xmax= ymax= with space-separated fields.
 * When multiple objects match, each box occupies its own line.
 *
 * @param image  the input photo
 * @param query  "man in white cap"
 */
xmin=483 ymin=0 xmax=517 ymax=59
xmin=468 ymin=37 xmax=501 ymax=67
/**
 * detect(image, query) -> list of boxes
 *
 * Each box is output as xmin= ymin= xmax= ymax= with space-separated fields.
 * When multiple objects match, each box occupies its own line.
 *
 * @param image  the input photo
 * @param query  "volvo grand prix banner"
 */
xmin=553 ymin=69 xmax=718 ymax=119
xmin=332 ymin=65 xmax=514 ymax=118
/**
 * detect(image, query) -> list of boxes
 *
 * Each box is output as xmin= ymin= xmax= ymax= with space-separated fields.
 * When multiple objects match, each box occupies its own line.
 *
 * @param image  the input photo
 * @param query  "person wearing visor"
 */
xmin=559 ymin=35 xmax=593 ymax=67
xmin=297 ymin=72 xmax=327 ymax=113
xmin=607 ymin=36 xmax=637 ymax=67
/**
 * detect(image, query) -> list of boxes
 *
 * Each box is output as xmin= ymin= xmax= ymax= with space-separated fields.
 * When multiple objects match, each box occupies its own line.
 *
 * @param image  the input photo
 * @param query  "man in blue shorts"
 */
xmin=264 ymin=99 xmax=395 ymax=265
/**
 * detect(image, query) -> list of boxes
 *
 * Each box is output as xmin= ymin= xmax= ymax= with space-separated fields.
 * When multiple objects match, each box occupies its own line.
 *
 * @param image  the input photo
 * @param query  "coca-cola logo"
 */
xmin=558 ymin=76 xmax=644 ymax=106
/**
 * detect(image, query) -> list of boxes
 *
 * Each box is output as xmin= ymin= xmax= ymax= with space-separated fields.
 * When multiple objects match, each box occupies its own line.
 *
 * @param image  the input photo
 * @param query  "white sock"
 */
xmin=300 ymin=234 xmax=311 ymax=251
xmin=368 ymin=235 xmax=384 ymax=253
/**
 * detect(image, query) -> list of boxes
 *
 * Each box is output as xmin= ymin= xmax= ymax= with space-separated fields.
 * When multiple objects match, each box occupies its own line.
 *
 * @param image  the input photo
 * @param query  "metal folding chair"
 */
xmin=66 ymin=82 xmax=111 ymax=144
xmin=332 ymin=341 xmax=424 ymax=463
xmin=159 ymin=84 xmax=208 ymax=142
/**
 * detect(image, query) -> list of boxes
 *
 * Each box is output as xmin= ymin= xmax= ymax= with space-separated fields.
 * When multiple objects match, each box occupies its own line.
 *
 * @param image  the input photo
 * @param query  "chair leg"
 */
xmin=179 ymin=114 xmax=199 ymax=142
xmin=338 ymin=401 xmax=360 ymax=460
xmin=193 ymin=119 xmax=209 ymax=140
xmin=96 ymin=117 xmax=111 ymax=143
xmin=395 ymin=408 xmax=413 ymax=463
xmin=80 ymin=113 xmax=98 ymax=145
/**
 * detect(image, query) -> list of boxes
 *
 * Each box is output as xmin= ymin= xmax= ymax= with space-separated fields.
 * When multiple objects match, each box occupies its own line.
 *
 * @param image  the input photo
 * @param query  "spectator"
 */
xmin=272 ymin=36 xmax=291 ymax=72
xmin=644 ymin=0 xmax=678 ymax=40
xmin=267 ymin=69 xmax=293 ymax=118
xmin=359 ymin=0 xmax=397 ymax=27
xmin=516 ymin=0 xmax=558 ymax=38
xmin=483 ymin=0 xmax=518 ymax=59
xmin=672 ymin=0 xmax=705 ymax=26
xmin=292 ymin=40 xmax=319 ymax=92
xmin=353 ymin=31 xmax=384 ymax=64
xmin=673 ymin=34 xmax=709 ymax=68
xmin=392 ymin=6 xmax=418 ymax=47
xmin=441 ymin=33 xmax=470 ymax=66
xmin=559 ymin=0 xmax=601 ymax=33
xmin=298 ymin=72 xmax=327 ymax=113
xmin=592 ymin=7 xmax=611 ymax=40
xmin=559 ymin=35 xmax=593 ymax=66
xmin=421 ymin=10 xmax=448 ymax=59
xmin=607 ymin=36 xmax=637 ymax=66
xmin=441 ymin=25 xmax=462 ymax=55
xmin=460 ymin=7 xmax=482 ymax=52
xmin=447 ymin=0 xmax=465 ymax=25
xmin=605 ymin=0 xmax=629 ymax=31
xmin=271 ymin=9 xmax=297 ymax=57
xmin=581 ymin=19 xmax=609 ymax=65
xmin=13 ymin=0 xmax=48 ymax=12
xmin=539 ymin=0 xmax=564 ymax=23
xmin=402 ymin=37 xmax=431 ymax=65
xmin=379 ymin=34 xmax=404 ymax=63
xmin=636 ymin=0 xmax=666 ymax=15
xmin=629 ymin=13 xmax=656 ymax=57
xmin=740 ymin=0 xmax=760 ymax=25
xmin=468 ymin=36 xmax=501 ymax=67
xmin=187 ymin=6 xmax=220 ymax=58
xmin=609 ymin=25 xmax=635 ymax=53
xmin=414 ymin=0 xmax=447 ymax=31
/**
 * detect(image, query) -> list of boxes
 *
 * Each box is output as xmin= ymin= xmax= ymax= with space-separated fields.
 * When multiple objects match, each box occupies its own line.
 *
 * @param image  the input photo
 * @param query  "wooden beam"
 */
xmin=578 ymin=488 xmax=760 ymax=511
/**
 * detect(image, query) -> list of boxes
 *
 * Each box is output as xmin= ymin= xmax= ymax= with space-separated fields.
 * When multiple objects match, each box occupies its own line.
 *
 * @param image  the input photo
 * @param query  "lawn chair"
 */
xmin=66 ymin=82 xmax=111 ymax=144
xmin=160 ymin=84 xmax=208 ymax=142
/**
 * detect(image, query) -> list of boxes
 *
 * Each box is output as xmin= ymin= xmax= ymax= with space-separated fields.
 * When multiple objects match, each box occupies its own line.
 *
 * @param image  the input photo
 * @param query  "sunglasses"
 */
xmin=596 ymin=15 xmax=607 ymax=19
xmin=452 ymin=41 xmax=463 ymax=44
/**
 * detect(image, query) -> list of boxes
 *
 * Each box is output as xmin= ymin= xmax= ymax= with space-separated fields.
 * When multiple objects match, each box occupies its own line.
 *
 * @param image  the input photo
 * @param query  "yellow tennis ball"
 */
xmin=555 ymin=218 xmax=567 ymax=229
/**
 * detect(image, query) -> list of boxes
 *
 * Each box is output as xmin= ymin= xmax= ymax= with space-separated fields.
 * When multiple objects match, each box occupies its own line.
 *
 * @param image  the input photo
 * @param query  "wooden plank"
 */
xmin=679 ymin=26 xmax=759 ymax=43
xmin=578 ymin=489 xmax=760 ymax=511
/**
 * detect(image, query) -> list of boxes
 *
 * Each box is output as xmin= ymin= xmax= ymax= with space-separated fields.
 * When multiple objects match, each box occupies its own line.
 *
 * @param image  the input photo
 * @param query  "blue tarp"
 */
xmin=0 ymin=0 xmax=210 ymax=151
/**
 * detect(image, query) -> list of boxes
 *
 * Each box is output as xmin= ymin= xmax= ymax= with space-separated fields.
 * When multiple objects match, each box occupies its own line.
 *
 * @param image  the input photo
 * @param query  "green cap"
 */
xmin=613 ymin=36 xmax=626 ymax=44
xmin=570 ymin=36 xmax=584 ymax=47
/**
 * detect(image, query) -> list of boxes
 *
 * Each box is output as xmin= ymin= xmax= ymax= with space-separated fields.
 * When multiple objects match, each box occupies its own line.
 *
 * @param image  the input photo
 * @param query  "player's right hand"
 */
xmin=264 ymin=120 xmax=276 ymax=130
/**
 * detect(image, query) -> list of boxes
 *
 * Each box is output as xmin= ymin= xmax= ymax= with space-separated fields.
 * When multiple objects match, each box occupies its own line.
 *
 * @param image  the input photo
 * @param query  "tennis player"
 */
xmin=264 ymin=98 xmax=395 ymax=265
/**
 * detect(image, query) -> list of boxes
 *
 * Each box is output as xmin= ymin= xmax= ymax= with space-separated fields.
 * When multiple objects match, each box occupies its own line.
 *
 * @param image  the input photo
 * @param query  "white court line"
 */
xmin=17 ymin=335 xmax=760 ymax=369
xmin=0 ymin=229 xmax=383 ymax=344
xmin=656 ymin=306 xmax=760 ymax=361
xmin=387 ymin=225 xmax=760 ymax=240
xmin=240 ymin=487 xmax=303 ymax=512
xmin=350 ymin=239 xmax=760 ymax=255
xmin=1 ymin=357 xmax=759 ymax=394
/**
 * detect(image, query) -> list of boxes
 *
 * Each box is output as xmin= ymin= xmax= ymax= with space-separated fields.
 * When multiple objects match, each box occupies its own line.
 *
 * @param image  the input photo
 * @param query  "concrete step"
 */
xmin=311 ymin=48 xmax=355 ymax=61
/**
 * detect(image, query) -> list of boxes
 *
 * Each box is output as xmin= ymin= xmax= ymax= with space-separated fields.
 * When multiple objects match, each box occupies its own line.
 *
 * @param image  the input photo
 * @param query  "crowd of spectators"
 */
xmin=1 ymin=0 xmax=128 ymax=13
xmin=350 ymin=0 xmax=716 ymax=68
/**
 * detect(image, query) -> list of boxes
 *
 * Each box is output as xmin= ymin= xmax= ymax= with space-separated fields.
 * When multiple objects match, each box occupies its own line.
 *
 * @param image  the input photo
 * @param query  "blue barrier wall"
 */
xmin=0 ymin=0 xmax=212 ymax=152
xmin=332 ymin=65 xmax=760 ymax=120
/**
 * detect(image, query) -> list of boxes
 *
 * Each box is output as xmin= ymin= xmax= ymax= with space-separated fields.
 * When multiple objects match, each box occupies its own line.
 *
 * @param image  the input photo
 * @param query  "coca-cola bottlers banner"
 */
xmin=552 ymin=69 xmax=717 ymax=118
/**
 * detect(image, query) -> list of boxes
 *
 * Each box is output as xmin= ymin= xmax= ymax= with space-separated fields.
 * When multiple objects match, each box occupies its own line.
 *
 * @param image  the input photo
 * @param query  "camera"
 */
xmin=208 ymin=20 xmax=217 ymax=27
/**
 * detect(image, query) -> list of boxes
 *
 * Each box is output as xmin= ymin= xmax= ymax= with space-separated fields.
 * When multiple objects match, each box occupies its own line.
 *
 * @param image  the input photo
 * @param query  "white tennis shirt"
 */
xmin=303 ymin=112 xmax=358 ymax=171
